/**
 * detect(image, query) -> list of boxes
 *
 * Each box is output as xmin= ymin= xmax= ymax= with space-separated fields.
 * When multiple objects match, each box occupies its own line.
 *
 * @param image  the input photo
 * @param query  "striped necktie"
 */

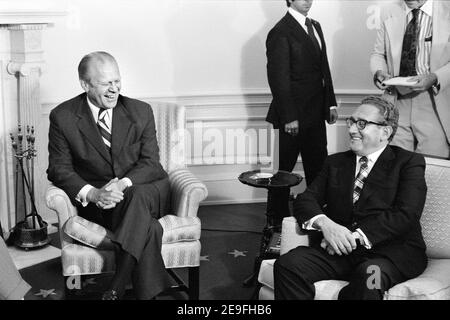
xmin=97 ymin=108 xmax=111 ymax=153
xmin=353 ymin=156 xmax=368 ymax=204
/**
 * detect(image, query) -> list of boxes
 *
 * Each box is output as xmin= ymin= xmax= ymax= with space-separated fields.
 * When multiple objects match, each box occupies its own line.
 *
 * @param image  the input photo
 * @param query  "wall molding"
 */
xmin=40 ymin=88 xmax=380 ymax=114
xmin=40 ymin=89 xmax=380 ymax=207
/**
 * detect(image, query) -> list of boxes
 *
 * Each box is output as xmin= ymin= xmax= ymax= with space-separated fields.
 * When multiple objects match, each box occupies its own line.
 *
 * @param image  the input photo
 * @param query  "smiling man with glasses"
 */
xmin=274 ymin=96 xmax=428 ymax=300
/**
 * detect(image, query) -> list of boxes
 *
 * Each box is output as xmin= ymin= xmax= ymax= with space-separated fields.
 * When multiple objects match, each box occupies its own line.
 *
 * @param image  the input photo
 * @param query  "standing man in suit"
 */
xmin=371 ymin=0 xmax=450 ymax=158
xmin=274 ymin=96 xmax=427 ymax=300
xmin=47 ymin=52 xmax=171 ymax=300
xmin=266 ymin=0 xmax=338 ymax=228
xmin=0 ymin=237 xmax=31 ymax=300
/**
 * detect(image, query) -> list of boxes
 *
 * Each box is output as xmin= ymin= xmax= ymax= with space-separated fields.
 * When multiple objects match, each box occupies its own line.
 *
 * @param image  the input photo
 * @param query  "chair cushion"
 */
xmin=64 ymin=216 xmax=115 ymax=250
xmin=64 ymin=215 xmax=200 ymax=250
xmin=314 ymin=280 xmax=348 ymax=300
xmin=161 ymin=240 xmax=201 ymax=268
xmin=258 ymin=259 xmax=348 ymax=300
xmin=61 ymin=243 xmax=116 ymax=276
xmin=258 ymin=259 xmax=276 ymax=289
xmin=384 ymin=259 xmax=450 ymax=300
xmin=159 ymin=215 xmax=201 ymax=244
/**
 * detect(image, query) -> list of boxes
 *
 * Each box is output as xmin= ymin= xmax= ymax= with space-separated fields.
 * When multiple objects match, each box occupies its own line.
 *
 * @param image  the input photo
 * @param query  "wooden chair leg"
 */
xmin=188 ymin=266 xmax=199 ymax=300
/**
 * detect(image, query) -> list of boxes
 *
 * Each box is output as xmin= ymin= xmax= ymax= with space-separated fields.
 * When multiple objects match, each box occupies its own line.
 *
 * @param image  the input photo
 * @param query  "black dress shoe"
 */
xmin=101 ymin=290 xmax=119 ymax=300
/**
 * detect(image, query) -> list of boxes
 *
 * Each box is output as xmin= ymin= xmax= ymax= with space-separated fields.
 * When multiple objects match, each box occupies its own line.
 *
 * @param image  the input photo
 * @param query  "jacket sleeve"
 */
xmin=370 ymin=18 xmax=390 ymax=76
xmin=434 ymin=56 xmax=450 ymax=90
xmin=316 ymin=22 xmax=337 ymax=111
xmin=47 ymin=110 xmax=89 ymax=201
xmin=293 ymin=158 xmax=330 ymax=225
xmin=123 ymin=105 xmax=167 ymax=184
xmin=432 ymin=0 xmax=450 ymax=89
xmin=354 ymin=154 xmax=427 ymax=246
xmin=266 ymin=29 xmax=298 ymax=125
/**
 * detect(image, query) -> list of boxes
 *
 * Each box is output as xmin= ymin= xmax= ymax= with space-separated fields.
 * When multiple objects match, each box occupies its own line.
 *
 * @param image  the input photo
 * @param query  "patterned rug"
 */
xmin=18 ymin=203 xmax=267 ymax=300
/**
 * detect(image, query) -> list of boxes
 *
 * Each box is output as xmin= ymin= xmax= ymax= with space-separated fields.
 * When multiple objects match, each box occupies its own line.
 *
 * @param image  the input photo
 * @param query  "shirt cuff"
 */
xmin=75 ymin=184 xmax=94 ymax=207
xmin=330 ymin=106 xmax=337 ymax=110
xmin=354 ymin=228 xmax=372 ymax=249
xmin=302 ymin=214 xmax=326 ymax=230
xmin=121 ymin=177 xmax=132 ymax=188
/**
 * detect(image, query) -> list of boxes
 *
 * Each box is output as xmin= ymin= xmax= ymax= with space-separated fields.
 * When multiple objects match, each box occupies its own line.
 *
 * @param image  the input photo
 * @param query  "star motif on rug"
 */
xmin=228 ymin=249 xmax=247 ymax=258
xmin=200 ymin=255 xmax=209 ymax=261
xmin=34 ymin=289 xmax=57 ymax=298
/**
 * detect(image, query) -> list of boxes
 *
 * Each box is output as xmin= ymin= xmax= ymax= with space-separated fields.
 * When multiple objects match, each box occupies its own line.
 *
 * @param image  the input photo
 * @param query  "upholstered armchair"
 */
xmin=45 ymin=102 xmax=208 ymax=300
xmin=258 ymin=157 xmax=450 ymax=300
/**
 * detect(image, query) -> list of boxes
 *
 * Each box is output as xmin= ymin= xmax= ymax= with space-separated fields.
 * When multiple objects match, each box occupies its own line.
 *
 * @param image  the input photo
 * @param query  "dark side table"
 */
xmin=238 ymin=170 xmax=302 ymax=289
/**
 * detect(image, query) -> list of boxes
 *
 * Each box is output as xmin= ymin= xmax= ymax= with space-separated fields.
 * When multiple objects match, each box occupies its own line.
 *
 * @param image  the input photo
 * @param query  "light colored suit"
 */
xmin=370 ymin=0 xmax=450 ymax=157
xmin=0 ymin=237 xmax=30 ymax=300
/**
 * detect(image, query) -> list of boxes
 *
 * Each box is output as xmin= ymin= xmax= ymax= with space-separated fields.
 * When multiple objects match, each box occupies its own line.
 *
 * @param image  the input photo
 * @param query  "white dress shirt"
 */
xmin=288 ymin=7 xmax=322 ymax=49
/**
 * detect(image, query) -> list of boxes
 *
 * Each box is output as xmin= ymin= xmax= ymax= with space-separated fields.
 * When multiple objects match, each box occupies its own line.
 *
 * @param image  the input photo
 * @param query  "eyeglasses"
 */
xmin=346 ymin=117 xmax=387 ymax=130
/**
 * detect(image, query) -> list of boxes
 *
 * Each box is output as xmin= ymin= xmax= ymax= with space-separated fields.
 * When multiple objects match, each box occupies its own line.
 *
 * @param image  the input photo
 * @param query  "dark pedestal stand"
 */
xmin=238 ymin=170 xmax=302 ymax=298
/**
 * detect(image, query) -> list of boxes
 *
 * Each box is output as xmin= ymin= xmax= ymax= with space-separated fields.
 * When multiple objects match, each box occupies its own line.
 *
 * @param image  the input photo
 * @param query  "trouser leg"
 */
xmin=80 ymin=179 xmax=171 ymax=299
xmin=410 ymin=91 xmax=450 ymax=158
xmin=297 ymin=121 xmax=328 ymax=185
xmin=391 ymin=97 xmax=415 ymax=151
xmin=267 ymin=130 xmax=300 ymax=226
xmin=132 ymin=220 xmax=170 ymax=299
xmin=338 ymin=257 xmax=405 ymax=300
xmin=274 ymin=246 xmax=351 ymax=300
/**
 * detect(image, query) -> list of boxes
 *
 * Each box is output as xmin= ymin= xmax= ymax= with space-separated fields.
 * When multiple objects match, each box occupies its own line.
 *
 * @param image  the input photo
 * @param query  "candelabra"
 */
xmin=10 ymin=124 xmax=50 ymax=249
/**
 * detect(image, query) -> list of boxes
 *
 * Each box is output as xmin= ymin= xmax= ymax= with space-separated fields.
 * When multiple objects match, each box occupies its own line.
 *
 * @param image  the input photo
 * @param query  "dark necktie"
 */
xmin=305 ymin=18 xmax=321 ymax=56
xmin=353 ymin=156 xmax=368 ymax=204
xmin=399 ymin=8 xmax=420 ymax=76
xmin=97 ymin=108 xmax=112 ymax=153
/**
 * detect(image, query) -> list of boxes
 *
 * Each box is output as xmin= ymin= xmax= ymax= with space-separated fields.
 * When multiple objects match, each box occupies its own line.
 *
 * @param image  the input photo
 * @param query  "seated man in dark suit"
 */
xmin=47 ymin=51 xmax=171 ymax=300
xmin=274 ymin=96 xmax=428 ymax=300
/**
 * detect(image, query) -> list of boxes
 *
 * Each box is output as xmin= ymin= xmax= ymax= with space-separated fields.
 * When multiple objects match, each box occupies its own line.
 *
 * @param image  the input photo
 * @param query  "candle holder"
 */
xmin=10 ymin=124 xmax=50 ymax=250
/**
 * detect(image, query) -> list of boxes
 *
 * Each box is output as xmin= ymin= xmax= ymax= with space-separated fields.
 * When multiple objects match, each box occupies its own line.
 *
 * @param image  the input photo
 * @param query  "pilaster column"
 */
xmin=7 ymin=24 xmax=46 ymax=128
xmin=0 ymin=24 xmax=47 ymax=235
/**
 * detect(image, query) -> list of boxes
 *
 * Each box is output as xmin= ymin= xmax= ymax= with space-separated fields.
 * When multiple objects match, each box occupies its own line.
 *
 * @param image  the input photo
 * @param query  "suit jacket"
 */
xmin=293 ymin=146 xmax=428 ymax=278
xmin=47 ymin=93 xmax=167 ymax=204
xmin=370 ymin=0 xmax=450 ymax=142
xmin=265 ymin=12 xmax=337 ymax=129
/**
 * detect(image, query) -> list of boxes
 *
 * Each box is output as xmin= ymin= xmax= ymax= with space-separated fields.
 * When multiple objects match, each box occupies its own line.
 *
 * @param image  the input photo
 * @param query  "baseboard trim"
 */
xmin=201 ymin=198 xmax=267 ymax=206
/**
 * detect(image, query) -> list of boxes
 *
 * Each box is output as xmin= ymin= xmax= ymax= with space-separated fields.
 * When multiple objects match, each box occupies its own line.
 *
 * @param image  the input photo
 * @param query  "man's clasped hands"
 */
xmin=315 ymin=216 xmax=361 ymax=256
xmin=86 ymin=178 xmax=129 ymax=209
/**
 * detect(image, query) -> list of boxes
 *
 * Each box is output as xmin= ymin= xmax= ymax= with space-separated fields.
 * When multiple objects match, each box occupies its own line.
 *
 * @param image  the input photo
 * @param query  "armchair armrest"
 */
xmin=45 ymin=184 xmax=79 ymax=247
xmin=280 ymin=216 xmax=310 ymax=255
xmin=45 ymin=184 xmax=78 ymax=225
xmin=169 ymin=168 xmax=208 ymax=218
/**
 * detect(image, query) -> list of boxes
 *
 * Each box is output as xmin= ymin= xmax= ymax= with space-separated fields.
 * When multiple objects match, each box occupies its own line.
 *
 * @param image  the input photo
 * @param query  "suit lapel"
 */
xmin=76 ymin=96 xmax=112 ymax=164
xmin=312 ymin=19 xmax=325 ymax=53
xmin=340 ymin=151 xmax=357 ymax=207
xmin=357 ymin=146 xmax=395 ymax=206
xmin=111 ymin=98 xmax=133 ymax=158
xmin=284 ymin=13 xmax=321 ymax=62
xmin=386 ymin=12 xmax=406 ymax=75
